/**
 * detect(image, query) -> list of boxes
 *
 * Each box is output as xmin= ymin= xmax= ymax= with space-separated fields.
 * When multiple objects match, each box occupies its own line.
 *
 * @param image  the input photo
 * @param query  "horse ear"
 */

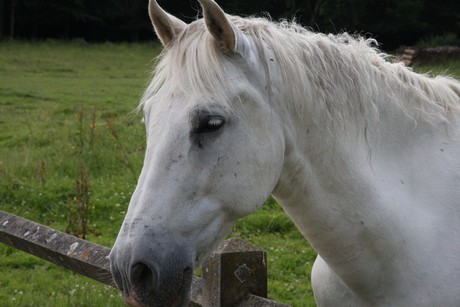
xmin=198 ymin=0 xmax=238 ymax=52
xmin=148 ymin=0 xmax=187 ymax=47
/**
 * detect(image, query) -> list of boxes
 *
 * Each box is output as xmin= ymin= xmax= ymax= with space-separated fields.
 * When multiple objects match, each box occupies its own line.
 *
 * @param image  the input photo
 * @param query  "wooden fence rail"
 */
xmin=0 ymin=210 xmax=288 ymax=307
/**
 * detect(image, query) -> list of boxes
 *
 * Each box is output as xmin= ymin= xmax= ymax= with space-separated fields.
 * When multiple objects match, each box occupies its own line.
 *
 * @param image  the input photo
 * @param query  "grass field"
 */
xmin=0 ymin=40 xmax=315 ymax=306
xmin=0 ymin=41 xmax=458 ymax=307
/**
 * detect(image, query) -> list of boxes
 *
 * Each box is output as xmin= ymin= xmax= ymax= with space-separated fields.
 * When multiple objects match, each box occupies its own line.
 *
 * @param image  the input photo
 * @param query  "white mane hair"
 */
xmin=141 ymin=15 xmax=460 ymax=128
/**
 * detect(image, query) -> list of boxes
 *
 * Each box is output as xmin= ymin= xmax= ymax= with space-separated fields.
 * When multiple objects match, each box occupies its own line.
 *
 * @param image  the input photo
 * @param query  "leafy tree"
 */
xmin=317 ymin=0 xmax=426 ymax=48
xmin=0 ymin=0 xmax=4 ymax=38
xmin=1 ymin=0 xmax=458 ymax=48
xmin=420 ymin=0 xmax=460 ymax=39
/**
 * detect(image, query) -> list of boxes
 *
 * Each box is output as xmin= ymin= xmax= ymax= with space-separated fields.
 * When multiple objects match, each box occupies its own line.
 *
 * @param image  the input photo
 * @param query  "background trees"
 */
xmin=1 ymin=0 xmax=459 ymax=50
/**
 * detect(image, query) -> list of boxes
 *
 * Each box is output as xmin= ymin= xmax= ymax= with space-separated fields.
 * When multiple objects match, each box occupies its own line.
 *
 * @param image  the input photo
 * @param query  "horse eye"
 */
xmin=192 ymin=114 xmax=225 ymax=133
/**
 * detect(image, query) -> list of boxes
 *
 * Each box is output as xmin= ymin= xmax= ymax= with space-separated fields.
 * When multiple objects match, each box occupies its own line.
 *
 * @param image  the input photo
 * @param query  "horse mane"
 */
xmin=141 ymin=15 xmax=460 ymax=127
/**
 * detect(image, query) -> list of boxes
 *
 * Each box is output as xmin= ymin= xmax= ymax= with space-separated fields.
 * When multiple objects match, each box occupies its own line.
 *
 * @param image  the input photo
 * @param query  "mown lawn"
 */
xmin=0 ymin=41 xmax=458 ymax=307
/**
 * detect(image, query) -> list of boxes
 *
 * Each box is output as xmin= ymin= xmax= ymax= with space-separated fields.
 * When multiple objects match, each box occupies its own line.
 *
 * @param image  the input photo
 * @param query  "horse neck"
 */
xmin=270 ymin=50 xmax=460 ymax=295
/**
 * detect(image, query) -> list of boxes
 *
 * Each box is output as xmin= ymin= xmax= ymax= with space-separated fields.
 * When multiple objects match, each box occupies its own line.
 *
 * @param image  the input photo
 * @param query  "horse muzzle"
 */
xmin=110 ymin=241 xmax=194 ymax=307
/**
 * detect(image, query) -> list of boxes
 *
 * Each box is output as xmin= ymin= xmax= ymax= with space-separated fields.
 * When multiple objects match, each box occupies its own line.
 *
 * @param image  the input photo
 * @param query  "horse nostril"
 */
xmin=130 ymin=262 xmax=158 ymax=292
xmin=183 ymin=266 xmax=192 ymax=275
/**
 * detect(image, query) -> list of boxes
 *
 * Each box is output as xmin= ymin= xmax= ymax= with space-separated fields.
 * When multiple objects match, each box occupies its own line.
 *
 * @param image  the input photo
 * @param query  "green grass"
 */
xmin=0 ymin=40 xmax=155 ymax=307
xmin=0 ymin=40 xmax=316 ymax=307
xmin=0 ymin=41 xmax=458 ymax=307
xmin=412 ymin=59 xmax=460 ymax=77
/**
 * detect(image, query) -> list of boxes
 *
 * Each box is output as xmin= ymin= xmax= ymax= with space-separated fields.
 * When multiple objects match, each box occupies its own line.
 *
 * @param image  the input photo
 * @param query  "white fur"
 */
xmin=114 ymin=11 xmax=460 ymax=307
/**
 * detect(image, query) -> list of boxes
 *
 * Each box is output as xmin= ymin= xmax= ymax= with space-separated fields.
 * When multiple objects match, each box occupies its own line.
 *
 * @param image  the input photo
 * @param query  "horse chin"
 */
xmin=123 ymin=291 xmax=191 ymax=307
xmin=123 ymin=269 xmax=193 ymax=307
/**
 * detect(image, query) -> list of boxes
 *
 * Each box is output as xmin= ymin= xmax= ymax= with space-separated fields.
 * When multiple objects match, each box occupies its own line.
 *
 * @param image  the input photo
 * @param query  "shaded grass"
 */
xmin=0 ymin=41 xmax=458 ymax=307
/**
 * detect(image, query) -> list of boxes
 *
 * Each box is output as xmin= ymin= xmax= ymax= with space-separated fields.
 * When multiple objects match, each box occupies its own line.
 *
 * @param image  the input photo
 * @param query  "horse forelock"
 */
xmin=140 ymin=19 xmax=241 ymax=113
xmin=140 ymin=14 xmax=460 ymax=127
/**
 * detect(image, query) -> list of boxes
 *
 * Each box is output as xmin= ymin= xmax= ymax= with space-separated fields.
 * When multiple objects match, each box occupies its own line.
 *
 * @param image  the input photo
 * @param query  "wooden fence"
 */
xmin=0 ymin=210 xmax=288 ymax=307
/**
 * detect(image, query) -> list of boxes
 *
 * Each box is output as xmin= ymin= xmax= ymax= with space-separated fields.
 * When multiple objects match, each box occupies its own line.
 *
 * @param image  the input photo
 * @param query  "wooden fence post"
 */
xmin=201 ymin=238 xmax=268 ymax=306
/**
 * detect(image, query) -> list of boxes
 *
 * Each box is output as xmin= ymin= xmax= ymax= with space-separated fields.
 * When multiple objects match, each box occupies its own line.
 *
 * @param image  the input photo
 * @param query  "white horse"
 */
xmin=109 ymin=0 xmax=460 ymax=306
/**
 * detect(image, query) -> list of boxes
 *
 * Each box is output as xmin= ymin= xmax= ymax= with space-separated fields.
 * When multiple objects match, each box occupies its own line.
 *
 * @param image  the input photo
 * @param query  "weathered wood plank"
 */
xmin=0 ymin=210 xmax=113 ymax=284
xmin=0 ymin=211 xmax=288 ymax=306
xmin=0 ymin=210 xmax=203 ymax=305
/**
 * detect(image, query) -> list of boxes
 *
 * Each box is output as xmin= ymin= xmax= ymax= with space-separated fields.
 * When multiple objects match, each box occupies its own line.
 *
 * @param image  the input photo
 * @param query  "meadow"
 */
xmin=0 ymin=41 xmax=458 ymax=307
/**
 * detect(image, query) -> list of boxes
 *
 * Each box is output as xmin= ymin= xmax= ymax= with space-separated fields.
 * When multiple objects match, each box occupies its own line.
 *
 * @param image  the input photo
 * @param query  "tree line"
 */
xmin=1 ymin=0 xmax=459 ymax=49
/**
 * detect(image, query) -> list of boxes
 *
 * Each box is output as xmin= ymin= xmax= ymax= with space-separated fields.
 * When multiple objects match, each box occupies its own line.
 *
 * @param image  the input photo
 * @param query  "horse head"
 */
xmin=109 ymin=1 xmax=285 ymax=305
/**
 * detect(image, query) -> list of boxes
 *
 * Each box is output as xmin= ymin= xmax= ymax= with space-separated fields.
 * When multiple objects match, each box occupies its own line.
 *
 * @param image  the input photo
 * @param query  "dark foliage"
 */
xmin=0 ymin=0 xmax=458 ymax=49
